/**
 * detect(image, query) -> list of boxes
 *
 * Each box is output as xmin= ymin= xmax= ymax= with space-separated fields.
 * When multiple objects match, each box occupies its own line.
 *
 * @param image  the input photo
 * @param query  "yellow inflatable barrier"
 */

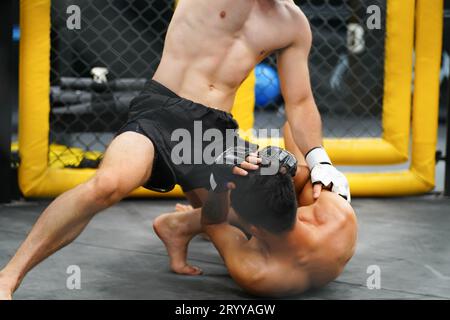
xmin=252 ymin=0 xmax=443 ymax=196
xmin=338 ymin=0 xmax=442 ymax=196
xmin=18 ymin=0 xmax=442 ymax=197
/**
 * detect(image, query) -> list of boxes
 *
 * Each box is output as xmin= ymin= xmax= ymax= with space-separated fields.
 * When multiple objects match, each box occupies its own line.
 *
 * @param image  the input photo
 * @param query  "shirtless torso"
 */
xmin=154 ymin=164 xmax=357 ymax=297
xmin=202 ymin=168 xmax=357 ymax=297
xmin=154 ymin=101 xmax=356 ymax=298
xmin=153 ymin=0 xmax=312 ymax=112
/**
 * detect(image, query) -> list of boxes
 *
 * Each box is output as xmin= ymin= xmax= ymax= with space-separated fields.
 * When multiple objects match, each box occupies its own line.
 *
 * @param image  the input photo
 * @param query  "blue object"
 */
xmin=255 ymin=63 xmax=281 ymax=108
xmin=12 ymin=25 xmax=20 ymax=42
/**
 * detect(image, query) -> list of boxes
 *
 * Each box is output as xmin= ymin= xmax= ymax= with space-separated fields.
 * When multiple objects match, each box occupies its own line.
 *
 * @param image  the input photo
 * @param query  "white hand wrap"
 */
xmin=305 ymin=147 xmax=351 ymax=202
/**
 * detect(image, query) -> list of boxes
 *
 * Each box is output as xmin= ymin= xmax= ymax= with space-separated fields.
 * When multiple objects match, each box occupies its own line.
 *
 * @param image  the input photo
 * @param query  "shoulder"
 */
xmin=229 ymin=253 xmax=312 ymax=297
xmin=284 ymin=2 xmax=309 ymax=24
xmin=314 ymin=192 xmax=356 ymax=226
xmin=280 ymin=2 xmax=312 ymax=48
xmin=227 ymin=253 xmax=273 ymax=296
xmin=275 ymin=3 xmax=312 ymax=57
xmin=283 ymin=3 xmax=311 ymax=34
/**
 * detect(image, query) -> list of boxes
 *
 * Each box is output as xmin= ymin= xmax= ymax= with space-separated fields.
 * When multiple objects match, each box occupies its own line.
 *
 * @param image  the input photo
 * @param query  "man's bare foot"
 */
xmin=0 ymin=273 xmax=14 ymax=300
xmin=0 ymin=290 xmax=12 ymax=300
xmin=153 ymin=213 xmax=202 ymax=276
xmin=175 ymin=203 xmax=194 ymax=212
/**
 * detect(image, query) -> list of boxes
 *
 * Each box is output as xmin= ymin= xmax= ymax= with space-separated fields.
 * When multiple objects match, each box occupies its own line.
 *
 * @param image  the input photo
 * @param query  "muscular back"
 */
xmin=153 ymin=0 xmax=308 ymax=110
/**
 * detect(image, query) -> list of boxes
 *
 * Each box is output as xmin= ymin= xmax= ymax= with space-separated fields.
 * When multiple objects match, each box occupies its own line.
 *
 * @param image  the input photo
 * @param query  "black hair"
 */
xmin=230 ymin=173 xmax=297 ymax=234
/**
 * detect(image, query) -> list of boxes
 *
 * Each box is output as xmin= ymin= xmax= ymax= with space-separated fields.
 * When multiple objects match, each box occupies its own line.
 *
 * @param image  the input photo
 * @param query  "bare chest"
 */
xmin=174 ymin=0 xmax=296 ymax=55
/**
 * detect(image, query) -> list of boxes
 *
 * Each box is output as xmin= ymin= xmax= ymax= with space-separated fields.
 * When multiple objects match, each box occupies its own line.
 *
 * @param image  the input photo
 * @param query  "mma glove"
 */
xmin=305 ymin=147 xmax=351 ymax=202
xmin=209 ymin=142 xmax=258 ymax=193
xmin=258 ymin=146 xmax=297 ymax=177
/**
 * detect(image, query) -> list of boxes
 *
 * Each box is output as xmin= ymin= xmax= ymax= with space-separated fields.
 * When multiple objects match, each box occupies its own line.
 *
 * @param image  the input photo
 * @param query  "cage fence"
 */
xmin=49 ymin=0 xmax=386 ymax=169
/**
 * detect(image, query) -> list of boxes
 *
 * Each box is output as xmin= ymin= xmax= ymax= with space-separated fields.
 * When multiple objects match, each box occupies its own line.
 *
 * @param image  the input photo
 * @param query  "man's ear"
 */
xmin=249 ymin=225 xmax=262 ymax=238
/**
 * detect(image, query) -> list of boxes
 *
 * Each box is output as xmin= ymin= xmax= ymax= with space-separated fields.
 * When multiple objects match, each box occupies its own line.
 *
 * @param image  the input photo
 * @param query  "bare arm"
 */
xmin=203 ymin=222 xmax=262 ymax=292
xmin=201 ymin=191 xmax=230 ymax=225
xmin=277 ymin=15 xmax=323 ymax=155
xmin=201 ymin=193 xmax=260 ymax=290
xmin=277 ymin=14 xmax=354 ymax=201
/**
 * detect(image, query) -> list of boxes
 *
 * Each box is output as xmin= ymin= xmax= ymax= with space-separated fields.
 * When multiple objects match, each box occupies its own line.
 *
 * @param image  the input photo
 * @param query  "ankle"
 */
xmin=171 ymin=212 xmax=198 ymax=238
xmin=169 ymin=212 xmax=187 ymax=232
xmin=0 ymin=270 xmax=20 ymax=293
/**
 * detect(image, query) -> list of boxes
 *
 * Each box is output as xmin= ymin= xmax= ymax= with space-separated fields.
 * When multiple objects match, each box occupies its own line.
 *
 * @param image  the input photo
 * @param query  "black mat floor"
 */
xmin=1 ymin=196 xmax=449 ymax=299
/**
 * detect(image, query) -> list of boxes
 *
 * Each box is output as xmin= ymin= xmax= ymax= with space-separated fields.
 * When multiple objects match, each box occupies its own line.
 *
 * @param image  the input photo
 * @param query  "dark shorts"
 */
xmin=117 ymin=80 xmax=239 ymax=193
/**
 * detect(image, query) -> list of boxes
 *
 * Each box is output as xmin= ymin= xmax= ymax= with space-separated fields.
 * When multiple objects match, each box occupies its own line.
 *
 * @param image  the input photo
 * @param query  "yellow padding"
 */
xmin=251 ymin=137 xmax=407 ymax=165
xmin=332 ymin=0 xmax=442 ymax=196
xmin=17 ymin=0 xmax=255 ymax=198
xmin=19 ymin=0 xmax=51 ymax=196
xmin=345 ymin=171 xmax=432 ymax=197
xmin=253 ymin=0 xmax=443 ymax=196
xmin=18 ymin=0 xmax=442 ymax=197
xmin=29 ymin=168 xmax=184 ymax=198
xmin=231 ymin=71 xmax=255 ymax=131
xmin=233 ymin=0 xmax=415 ymax=165
xmin=409 ymin=0 xmax=443 ymax=188
xmin=380 ymin=0 xmax=415 ymax=158
xmin=11 ymin=142 xmax=19 ymax=153
xmin=48 ymin=144 xmax=102 ymax=169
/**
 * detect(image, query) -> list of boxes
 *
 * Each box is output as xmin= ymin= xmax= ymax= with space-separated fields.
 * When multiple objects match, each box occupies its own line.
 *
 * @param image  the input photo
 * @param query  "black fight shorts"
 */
xmin=116 ymin=80 xmax=240 ymax=193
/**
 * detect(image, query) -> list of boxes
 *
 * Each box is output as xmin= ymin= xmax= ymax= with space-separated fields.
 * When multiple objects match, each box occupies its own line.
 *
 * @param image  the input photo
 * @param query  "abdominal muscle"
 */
xmin=153 ymin=50 xmax=251 ymax=112
xmin=152 ymin=0 xmax=292 ymax=111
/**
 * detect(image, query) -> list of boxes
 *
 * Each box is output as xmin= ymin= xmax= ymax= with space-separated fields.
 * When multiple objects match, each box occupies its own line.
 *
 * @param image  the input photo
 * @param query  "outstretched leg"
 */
xmin=0 ymin=132 xmax=154 ymax=300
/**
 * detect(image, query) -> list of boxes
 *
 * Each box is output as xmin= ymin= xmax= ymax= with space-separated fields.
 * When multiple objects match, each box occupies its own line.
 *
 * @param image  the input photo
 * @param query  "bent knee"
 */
xmin=87 ymin=172 xmax=128 ymax=205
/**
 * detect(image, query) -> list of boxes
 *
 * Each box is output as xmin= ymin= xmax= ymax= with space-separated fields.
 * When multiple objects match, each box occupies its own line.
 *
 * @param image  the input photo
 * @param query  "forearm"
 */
xmin=201 ymin=191 xmax=230 ymax=225
xmin=286 ymin=101 xmax=323 ymax=155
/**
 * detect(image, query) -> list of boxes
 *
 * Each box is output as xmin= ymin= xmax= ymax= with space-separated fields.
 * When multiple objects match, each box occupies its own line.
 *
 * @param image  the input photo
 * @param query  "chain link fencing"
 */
xmin=49 ymin=0 xmax=386 ymax=169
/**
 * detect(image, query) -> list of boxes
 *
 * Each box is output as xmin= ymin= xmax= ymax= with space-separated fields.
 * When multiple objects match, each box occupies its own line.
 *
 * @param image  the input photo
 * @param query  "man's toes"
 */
xmin=173 ymin=264 xmax=203 ymax=276
xmin=184 ymin=265 xmax=203 ymax=275
xmin=175 ymin=204 xmax=194 ymax=212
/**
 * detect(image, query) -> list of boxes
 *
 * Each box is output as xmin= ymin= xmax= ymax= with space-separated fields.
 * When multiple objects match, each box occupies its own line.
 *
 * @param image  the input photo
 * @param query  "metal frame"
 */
xmin=446 ymin=84 xmax=450 ymax=196
xmin=444 ymin=8 xmax=450 ymax=197
xmin=0 ymin=0 xmax=13 ymax=203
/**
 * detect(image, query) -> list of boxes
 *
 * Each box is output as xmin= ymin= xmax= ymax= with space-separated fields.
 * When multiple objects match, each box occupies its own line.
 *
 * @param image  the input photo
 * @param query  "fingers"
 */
xmin=230 ymin=153 xmax=261 ymax=178
xmin=239 ymin=160 xmax=259 ymax=171
xmin=232 ymin=166 xmax=250 ymax=176
xmin=246 ymin=155 xmax=262 ymax=165
xmin=227 ymin=182 xmax=236 ymax=190
xmin=313 ymin=183 xmax=322 ymax=199
xmin=232 ymin=161 xmax=259 ymax=177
